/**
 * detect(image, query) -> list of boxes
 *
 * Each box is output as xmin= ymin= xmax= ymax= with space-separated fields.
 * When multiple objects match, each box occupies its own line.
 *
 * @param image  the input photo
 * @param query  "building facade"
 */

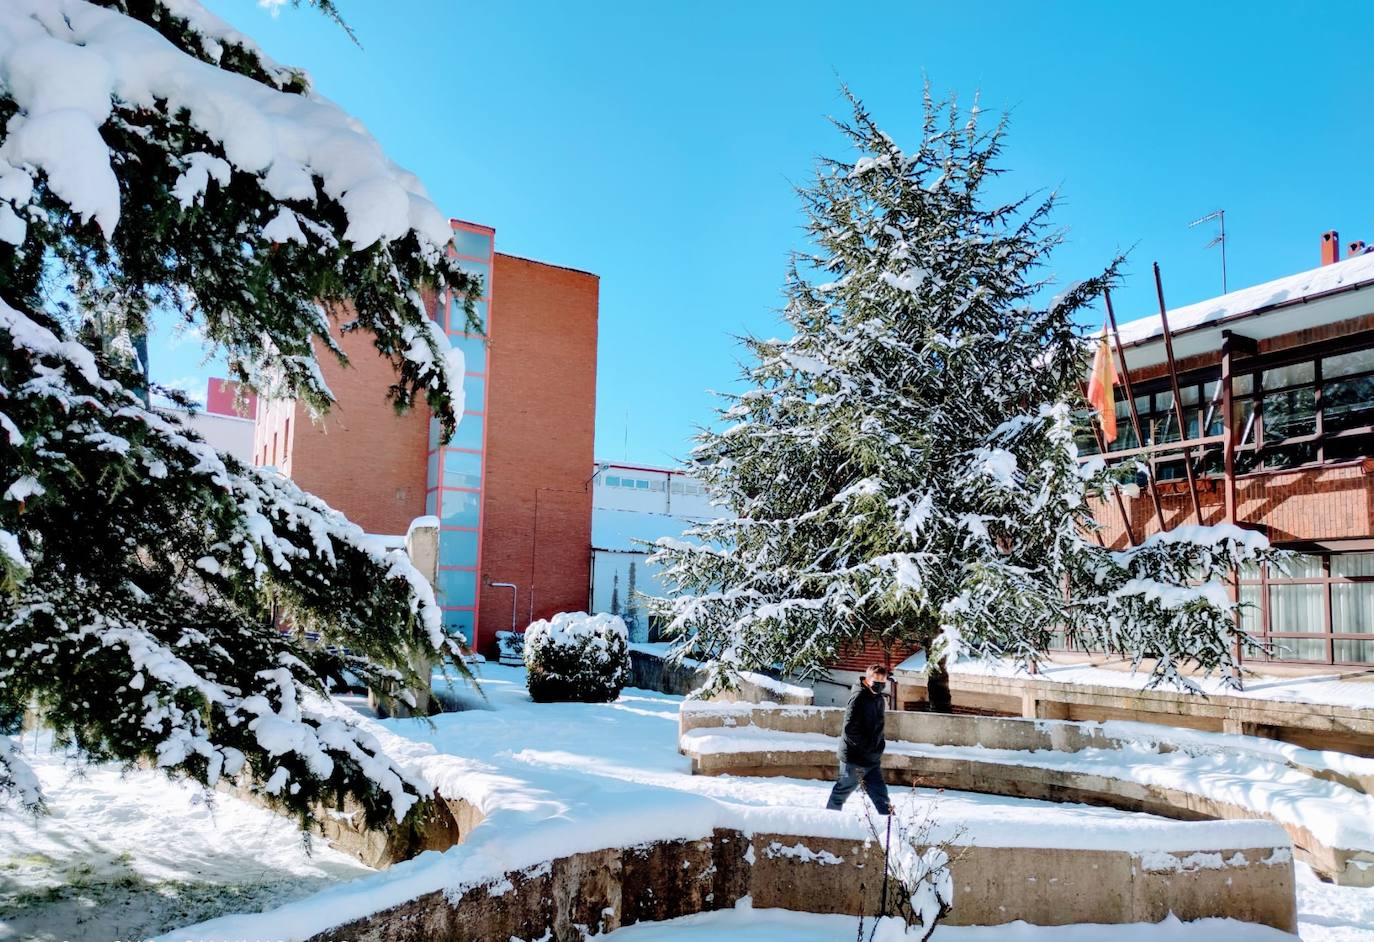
xmin=1084 ymin=238 xmax=1374 ymax=666
xmin=170 ymin=377 xmax=257 ymax=464
xmin=589 ymin=462 xmax=717 ymax=642
xmin=253 ymin=220 xmax=599 ymax=652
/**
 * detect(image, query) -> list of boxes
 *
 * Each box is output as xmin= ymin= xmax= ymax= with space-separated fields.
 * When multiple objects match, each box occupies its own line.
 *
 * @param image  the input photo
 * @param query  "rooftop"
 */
xmin=1114 ymin=251 xmax=1374 ymax=371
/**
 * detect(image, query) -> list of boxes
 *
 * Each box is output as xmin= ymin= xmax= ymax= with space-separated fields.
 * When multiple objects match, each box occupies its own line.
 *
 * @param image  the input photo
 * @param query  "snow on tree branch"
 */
xmin=0 ymin=286 xmax=447 ymax=823
xmin=650 ymin=88 xmax=1277 ymax=703
xmin=0 ymin=0 xmax=478 ymax=436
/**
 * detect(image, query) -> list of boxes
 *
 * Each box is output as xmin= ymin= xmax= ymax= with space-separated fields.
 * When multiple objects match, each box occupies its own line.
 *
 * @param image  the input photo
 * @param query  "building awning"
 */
xmin=1114 ymin=253 xmax=1374 ymax=373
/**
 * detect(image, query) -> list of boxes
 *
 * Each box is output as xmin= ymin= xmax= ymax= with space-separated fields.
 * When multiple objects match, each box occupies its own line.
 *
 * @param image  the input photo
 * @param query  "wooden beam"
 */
xmin=1154 ymin=263 xmax=1204 ymax=524
xmin=1104 ymin=290 xmax=1168 ymax=532
xmin=1225 ymin=332 xmax=1259 ymax=356
xmin=1077 ymin=433 xmax=1227 ymax=463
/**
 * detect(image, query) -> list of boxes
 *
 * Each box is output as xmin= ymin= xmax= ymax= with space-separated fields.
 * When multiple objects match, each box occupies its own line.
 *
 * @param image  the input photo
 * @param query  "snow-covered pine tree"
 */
xmin=0 ymin=1 xmax=481 ymax=829
xmin=650 ymin=89 xmax=1273 ymax=710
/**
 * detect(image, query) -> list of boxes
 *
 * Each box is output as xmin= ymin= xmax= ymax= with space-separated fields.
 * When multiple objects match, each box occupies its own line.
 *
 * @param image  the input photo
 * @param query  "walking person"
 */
xmin=826 ymin=664 xmax=891 ymax=815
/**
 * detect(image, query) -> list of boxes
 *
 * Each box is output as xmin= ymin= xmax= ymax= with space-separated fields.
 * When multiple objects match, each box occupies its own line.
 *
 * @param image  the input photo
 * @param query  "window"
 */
xmin=438 ymin=529 xmax=480 ymax=568
xmin=605 ymin=475 xmax=621 ymax=487
xmin=451 ymin=413 xmax=484 ymax=451
xmin=271 ymin=432 xmax=277 ymax=466
xmin=1088 ymin=339 xmax=1374 ymax=473
xmin=463 ymin=375 xmax=486 ymax=411
xmin=443 ymin=608 xmax=476 ymax=643
xmin=282 ymin=419 xmax=290 ymax=461
xmin=439 ymin=489 xmax=481 ymax=528
xmin=635 ymin=479 xmax=650 ymax=490
xmin=1240 ymin=553 xmax=1374 ymax=665
xmin=443 ymin=449 xmax=482 ymax=490
xmin=437 ymin=569 xmax=477 ymax=607
xmin=451 ymin=228 xmax=492 ymax=259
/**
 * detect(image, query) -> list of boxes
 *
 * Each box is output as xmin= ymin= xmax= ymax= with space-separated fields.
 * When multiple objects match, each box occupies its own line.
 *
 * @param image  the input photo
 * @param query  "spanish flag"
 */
xmin=1087 ymin=324 xmax=1118 ymax=443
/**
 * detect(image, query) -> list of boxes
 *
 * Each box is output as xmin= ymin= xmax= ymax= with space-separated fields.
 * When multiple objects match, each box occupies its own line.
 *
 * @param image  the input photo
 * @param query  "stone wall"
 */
xmin=891 ymin=663 xmax=1374 ymax=758
xmin=310 ymin=827 xmax=1295 ymax=942
xmin=629 ymin=648 xmax=813 ymax=705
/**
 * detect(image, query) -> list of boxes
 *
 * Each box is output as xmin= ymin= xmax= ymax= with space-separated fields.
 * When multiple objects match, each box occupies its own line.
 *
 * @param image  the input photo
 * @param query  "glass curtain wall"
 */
xmin=424 ymin=222 xmax=494 ymax=645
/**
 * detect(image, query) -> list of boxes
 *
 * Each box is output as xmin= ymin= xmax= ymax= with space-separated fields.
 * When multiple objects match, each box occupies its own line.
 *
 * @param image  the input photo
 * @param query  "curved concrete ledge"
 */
xmin=680 ymin=702 xmax=1374 ymax=886
xmin=891 ymin=659 xmax=1374 ymax=757
xmin=307 ymin=826 xmax=1295 ymax=942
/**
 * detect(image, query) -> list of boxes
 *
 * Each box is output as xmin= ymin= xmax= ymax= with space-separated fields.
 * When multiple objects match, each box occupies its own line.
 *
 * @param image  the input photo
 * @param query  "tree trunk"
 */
xmin=926 ymin=653 xmax=953 ymax=714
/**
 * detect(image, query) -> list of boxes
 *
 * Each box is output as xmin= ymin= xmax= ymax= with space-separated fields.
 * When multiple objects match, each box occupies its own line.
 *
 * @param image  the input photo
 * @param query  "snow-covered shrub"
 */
xmin=859 ymin=801 xmax=958 ymax=942
xmin=523 ymin=612 xmax=630 ymax=703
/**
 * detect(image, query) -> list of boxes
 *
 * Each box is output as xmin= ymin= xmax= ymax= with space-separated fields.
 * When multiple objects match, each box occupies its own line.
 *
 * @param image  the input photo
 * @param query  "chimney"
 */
xmin=1350 ymin=240 xmax=1369 ymax=258
xmin=1321 ymin=230 xmax=1341 ymax=265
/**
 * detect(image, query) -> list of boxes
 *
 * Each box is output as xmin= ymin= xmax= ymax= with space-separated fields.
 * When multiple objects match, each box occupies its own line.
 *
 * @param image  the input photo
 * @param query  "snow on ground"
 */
xmin=172 ymin=665 xmax=1374 ymax=940
xmin=591 ymin=902 xmax=1294 ymax=941
xmin=897 ymin=652 xmax=1374 ymax=710
xmin=1299 ymin=862 xmax=1374 ymax=941
xmin=5 ymin=667 xmax=1370 ymax=939
xmin=0 ymin=732 xmax=372 ymax=942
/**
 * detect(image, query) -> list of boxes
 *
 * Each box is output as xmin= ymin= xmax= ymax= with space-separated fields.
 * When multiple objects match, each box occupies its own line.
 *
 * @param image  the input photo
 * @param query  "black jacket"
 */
xmin=839 ymin=681 xmax=887 ymax=766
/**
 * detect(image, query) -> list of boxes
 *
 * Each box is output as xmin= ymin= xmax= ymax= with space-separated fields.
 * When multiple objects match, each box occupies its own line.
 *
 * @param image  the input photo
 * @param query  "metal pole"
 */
xmin=1219 ymin=211 xmax=1228 ymax=294
xmin=1105 ymin=290 xmax=1168 ymax=532
xmin=1220 ymin=334 xmax=1238 ymax=527
xmin=1220 ymin=333 xmax=1242 ymax=670
xmin=1153 ymin=264 xmax=1204 ymax=524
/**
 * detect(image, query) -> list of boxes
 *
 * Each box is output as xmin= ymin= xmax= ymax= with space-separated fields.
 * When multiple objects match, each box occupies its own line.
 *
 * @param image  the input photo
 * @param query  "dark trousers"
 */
xmin=826 ymin=759 xmax=891 ymax=814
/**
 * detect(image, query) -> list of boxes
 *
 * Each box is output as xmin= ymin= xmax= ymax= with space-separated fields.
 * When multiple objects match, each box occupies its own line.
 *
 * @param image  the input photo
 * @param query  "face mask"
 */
xmin=869 ymin=680 xmax=886 ymax=694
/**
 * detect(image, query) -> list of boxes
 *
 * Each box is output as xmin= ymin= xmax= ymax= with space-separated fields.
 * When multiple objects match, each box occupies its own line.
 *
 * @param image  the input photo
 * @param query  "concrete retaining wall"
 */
xmin=629 ymin=648 xmax=813 ymax=705
xmin=310 ymin=827 xmax=1295 ymax=942
xmin=892 ymin=664 xmax=1374 ymax=758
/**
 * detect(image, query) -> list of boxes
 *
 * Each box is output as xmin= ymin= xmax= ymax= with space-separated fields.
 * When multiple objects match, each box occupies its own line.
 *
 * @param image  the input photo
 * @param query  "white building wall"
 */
xmin=592 ymin=463 xmax=715 ymax=518
xmin=170 ymin=409 xmax=256 ymax=465
xmin=589 ymin=462 xmax=720 ymax=641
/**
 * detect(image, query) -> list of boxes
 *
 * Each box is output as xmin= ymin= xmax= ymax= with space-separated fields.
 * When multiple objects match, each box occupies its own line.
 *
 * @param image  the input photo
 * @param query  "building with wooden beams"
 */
xmin=1083 ymin=236 xmax=1374 ymax=666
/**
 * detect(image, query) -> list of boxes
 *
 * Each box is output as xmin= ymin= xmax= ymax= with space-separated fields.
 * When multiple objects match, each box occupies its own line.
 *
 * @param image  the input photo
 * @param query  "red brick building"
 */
xmin=254 ymin=220 xmax=598 ymax=653
xmin=1085 ymin=236 xmax=1374 ymax=666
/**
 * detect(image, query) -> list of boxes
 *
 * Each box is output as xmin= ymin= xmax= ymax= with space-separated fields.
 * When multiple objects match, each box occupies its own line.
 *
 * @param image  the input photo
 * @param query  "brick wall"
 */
xmin=476 ymin=254 xmax=598 ymax=649
xmin=265 ymin=304 xmax=431 ymax=536
xmin=1093 ymin=462 xmax=1374 ymax=548
xmin=830 ymin=638 xmax=921 ymax=674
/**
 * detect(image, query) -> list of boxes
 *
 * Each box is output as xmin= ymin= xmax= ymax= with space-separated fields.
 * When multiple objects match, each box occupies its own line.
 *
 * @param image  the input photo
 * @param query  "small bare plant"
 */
xmin=855 ymin=792 xmax=962 ymax=942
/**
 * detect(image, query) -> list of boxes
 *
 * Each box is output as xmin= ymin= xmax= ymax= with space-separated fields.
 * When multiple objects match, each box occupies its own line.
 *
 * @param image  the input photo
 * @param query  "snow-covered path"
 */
xmin=593 ymin=904 xmax=1294 ymax=941
xmin=0 ymin=733 xmax=371 ymax=941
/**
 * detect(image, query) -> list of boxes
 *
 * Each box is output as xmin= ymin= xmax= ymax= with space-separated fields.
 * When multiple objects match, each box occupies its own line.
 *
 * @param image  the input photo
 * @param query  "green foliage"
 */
xmin=0 ymin=0 xmax=480 ymax=825
xmin=651 ymin=88 xmax=1273 ymax=697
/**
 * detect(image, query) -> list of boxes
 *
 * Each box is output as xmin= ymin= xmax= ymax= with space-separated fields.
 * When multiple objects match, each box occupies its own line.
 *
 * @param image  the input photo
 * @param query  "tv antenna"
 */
xmin=1188 ymin=209 xmax=1228 ymax=294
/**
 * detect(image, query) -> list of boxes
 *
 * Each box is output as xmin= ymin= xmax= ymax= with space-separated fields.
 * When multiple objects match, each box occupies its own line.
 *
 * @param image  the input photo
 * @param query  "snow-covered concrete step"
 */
xmin=679 ymin=702 xmax=1374 ymax=886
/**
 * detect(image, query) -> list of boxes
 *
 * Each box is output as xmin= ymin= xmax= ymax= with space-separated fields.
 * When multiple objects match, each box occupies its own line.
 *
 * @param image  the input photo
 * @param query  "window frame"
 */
xmin=1239 ymin=553 xmax=1374 ymax=666
xmin=1093 ymin=335 xmax=1374 ymax=475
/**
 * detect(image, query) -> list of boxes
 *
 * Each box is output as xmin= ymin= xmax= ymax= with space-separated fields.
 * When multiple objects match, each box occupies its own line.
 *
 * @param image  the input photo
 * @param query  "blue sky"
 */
xmin=158 ymin=0 xmax=1374 ymax=466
